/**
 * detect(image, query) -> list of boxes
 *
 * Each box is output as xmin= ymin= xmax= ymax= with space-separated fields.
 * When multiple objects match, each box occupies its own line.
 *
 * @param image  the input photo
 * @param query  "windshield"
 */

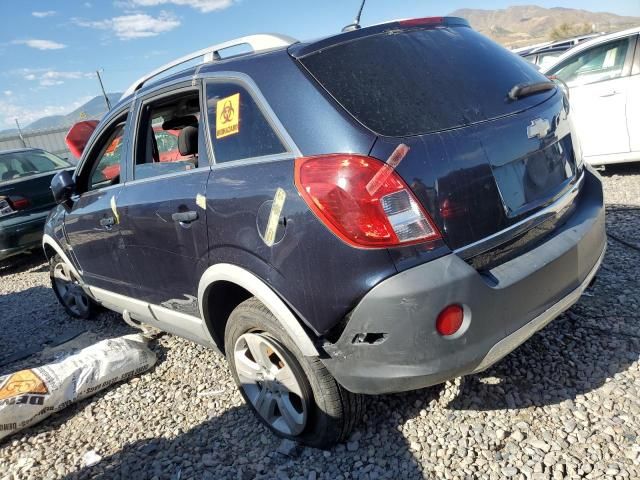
xmin=300 ymin=25 xmax=551 ymax=137
xmin=0 ymin=150 xmax=71 ymax=182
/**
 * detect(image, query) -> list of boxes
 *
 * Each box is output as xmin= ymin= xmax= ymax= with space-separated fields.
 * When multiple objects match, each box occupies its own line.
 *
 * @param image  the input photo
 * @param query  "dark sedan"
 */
xmin=0 ymin=148 xmax=73 ymax=261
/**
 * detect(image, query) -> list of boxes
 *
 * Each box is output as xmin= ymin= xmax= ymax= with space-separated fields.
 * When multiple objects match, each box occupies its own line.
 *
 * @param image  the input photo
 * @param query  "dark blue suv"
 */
xmin=46 ymin=17 xmax=606 ymax=447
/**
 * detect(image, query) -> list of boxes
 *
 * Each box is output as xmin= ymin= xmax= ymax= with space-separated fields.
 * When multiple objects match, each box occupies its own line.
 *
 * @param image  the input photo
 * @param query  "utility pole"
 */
xmin=96 ymin=69 xmax=112 ymax=111
xmin=14 ymin=119 xmax=27 ymax=148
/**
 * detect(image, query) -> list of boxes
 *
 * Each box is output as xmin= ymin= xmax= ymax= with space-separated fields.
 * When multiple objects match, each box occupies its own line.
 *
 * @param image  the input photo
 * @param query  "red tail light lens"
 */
xmin=9 ymin=195 xmax=30 ymax=210
xmin=399 ymin=17 xmax=444 ymax=27
xmin=294 ymin=154 xmax=440 ymax=248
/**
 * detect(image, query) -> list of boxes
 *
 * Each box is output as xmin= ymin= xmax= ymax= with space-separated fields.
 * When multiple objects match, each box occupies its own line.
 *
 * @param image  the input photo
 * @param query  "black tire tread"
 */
xmin=225 ymin=297 xmax=362 ymax=447
xmin=49 ymin=253 xmax=97 ymax=320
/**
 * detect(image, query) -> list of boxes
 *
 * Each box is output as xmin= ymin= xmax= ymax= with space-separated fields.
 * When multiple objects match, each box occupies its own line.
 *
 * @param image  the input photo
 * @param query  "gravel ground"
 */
xmin=1 ymin=165 xmax=639 ymax=480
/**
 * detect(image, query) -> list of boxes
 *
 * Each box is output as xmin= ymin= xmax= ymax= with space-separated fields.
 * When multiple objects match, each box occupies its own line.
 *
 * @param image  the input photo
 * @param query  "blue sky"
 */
xmin=1 ymin=0 xmax=639 ymax=129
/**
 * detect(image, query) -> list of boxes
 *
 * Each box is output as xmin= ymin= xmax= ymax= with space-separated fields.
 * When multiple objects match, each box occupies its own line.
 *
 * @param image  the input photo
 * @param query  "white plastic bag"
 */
xmin=0 ymin=334 xmax=156 ymax=441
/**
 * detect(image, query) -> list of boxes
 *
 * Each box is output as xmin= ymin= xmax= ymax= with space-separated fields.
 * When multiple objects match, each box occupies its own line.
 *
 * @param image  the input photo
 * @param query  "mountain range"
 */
xmin=0 ymin=93 xmax=122 ymax=137
xmin=450 ymin=5 xmax=640 ymax=47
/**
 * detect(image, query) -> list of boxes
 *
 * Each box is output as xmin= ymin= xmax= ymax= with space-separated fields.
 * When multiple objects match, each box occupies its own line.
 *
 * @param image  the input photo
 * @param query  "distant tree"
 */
xmin=550 ymin=22 xmax=594 ymax=40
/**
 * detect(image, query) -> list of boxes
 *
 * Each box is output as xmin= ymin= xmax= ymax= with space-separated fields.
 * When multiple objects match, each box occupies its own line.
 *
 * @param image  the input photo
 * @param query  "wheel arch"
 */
xmin=198 ymin=263 xmax=319 ymax=357
xmin=42 ymin=233 xmax=80 ymax=277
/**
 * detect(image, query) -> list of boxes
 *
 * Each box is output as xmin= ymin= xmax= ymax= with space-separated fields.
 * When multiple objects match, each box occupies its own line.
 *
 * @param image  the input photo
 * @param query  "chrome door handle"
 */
xmin=171 ymin=211 xmax=198 ymax=223
xmin=599 ymin=90 xmax=619 ymax=97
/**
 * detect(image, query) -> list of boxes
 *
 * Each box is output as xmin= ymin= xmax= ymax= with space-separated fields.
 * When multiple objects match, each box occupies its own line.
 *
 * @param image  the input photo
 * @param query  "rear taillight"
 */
xmin=0 ymin=196 xmax=30 ymax=217
xmin=9 ymin=196 xmax=30 ymax=210
xmin=294 ymin=154 xmax=440 ymax=248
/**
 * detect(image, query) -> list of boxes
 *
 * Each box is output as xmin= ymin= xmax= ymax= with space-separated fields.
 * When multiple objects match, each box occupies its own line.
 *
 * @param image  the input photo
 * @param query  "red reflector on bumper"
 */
xmin=436 ymin=305 xmax=464 ymax=336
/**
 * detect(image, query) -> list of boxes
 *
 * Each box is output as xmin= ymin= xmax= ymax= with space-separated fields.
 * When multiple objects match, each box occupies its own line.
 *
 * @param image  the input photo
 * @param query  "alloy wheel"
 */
xmin=53 ymin=262 xmax=90 ymax=317
xmin=233 ymin=332 xmax=309 ymax=436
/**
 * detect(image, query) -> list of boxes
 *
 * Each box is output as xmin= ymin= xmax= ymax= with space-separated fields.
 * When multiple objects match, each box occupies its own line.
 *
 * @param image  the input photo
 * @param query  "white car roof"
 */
xmin=542 ymin=26 xmax=640 ymax=73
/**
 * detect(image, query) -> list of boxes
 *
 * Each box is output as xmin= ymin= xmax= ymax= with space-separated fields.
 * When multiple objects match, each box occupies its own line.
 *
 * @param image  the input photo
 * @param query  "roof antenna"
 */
xmin=342 ymin=0 xmax=366 ymax=32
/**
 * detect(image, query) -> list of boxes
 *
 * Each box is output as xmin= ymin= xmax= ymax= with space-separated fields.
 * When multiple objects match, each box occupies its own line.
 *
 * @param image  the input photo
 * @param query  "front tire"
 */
xmin=225 ymin=297 xmax=362 ymax=448
xmin=50 ymin=253 xmax=96 ymax=319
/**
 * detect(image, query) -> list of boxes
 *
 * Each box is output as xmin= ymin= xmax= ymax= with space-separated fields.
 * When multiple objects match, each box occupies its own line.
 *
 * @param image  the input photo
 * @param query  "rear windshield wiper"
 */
xmin=508 ymin=81 xmax=556 ymax=101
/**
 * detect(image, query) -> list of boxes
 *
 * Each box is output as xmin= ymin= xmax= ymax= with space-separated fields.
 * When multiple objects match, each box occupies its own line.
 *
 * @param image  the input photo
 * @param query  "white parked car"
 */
xmin=543 ymin=27 xmax=640 ymax=165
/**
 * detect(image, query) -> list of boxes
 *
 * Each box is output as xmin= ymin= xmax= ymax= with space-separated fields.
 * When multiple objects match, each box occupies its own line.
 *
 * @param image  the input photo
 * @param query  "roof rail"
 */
xmin=120 ymin=33 xmax=298 ymax=100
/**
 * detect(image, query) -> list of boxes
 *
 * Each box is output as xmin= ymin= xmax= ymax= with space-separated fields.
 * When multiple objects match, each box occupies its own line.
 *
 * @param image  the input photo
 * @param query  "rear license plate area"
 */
xmin=492 ymin=135 xmax=576 ymax=218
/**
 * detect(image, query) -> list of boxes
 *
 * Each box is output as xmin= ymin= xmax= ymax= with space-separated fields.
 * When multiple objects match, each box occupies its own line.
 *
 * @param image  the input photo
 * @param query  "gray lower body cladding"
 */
xmin=322 ymin=168 xmax=606 ymax=395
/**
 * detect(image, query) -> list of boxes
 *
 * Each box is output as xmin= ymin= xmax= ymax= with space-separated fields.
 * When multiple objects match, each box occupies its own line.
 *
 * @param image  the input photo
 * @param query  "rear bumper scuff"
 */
xmin=321 ymin=168 xmax=606 ymax=394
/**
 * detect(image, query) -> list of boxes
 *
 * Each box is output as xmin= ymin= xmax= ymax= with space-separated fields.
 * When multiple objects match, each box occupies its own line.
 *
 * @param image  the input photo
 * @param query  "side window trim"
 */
xmin=632 ymin=35 xmax=640 ymax=76
xmin=200 ymin=71 xmax=302 ymax=165
xmin=126 ymin=82 xmax=202 ymax=184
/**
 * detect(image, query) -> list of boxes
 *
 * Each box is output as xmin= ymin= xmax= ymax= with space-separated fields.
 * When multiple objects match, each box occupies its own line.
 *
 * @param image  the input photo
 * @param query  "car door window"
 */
xmin=205 ymin=81 xmax=287 ymax=163
xmin=550 ymin=38 xmax=631 ymax=86
xmin=134 ymin=91 xmax=200 ymax=180
xmin=88 ymin=124 xmax=126 ymax=190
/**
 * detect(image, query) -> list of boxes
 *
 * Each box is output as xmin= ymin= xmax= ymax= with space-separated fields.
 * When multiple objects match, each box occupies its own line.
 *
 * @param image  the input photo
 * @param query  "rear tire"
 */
xmin=50 ymin=253 xmax=96 ymax=319
xmin=225 ymin=297 xmax=363 ymax=448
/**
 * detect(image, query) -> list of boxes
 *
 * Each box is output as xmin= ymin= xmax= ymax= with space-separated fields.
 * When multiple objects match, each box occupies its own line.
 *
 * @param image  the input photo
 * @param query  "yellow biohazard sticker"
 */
xmin=216 ymin=93 xmax=240 ymax=139
xmin=0 ymin=370 xmax=49 ymax=401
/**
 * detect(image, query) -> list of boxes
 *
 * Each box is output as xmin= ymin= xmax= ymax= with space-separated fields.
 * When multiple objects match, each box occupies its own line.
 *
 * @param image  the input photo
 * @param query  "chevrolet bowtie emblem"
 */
xmin=527 ymin=118 xmax=551 ymax=139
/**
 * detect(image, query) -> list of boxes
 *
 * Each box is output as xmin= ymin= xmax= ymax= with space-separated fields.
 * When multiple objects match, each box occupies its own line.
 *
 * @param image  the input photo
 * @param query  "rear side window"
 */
xmin=205 ymin=81 xmax=286 ymax=163
xmin=300 ymin=26 xmax=551 ymax=137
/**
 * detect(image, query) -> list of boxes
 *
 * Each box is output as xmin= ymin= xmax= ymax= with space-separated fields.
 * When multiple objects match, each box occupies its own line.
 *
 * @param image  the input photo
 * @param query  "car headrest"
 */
xmin=178 ymin=126 xmax=198 ymax=156
xmin=162 ymin=115 xmax=198 ymax=131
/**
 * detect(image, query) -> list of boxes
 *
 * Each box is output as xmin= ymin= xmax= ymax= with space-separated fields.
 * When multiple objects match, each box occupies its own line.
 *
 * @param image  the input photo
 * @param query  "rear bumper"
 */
xmin=322 ymin=168 xmax=606 ymax=394
xmin=0 ymin=211 xmax=49 ymax=261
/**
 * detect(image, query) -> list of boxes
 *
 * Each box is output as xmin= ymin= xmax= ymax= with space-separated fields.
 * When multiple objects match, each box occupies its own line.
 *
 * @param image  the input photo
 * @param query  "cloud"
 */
xmin=20 ymin=69 xmax=95 ymax=87
xmin=32 ymin=10 xmax=56 ymax=18
xmin=81 ymin=13 xmax=180 ymax=39
xmin=74 ymin=11 xmax=180 ymax=39
xmin=13 ymin=39 xmax=67 ymax=50
xmin=125 ymin=0 xmax=234 ymax=13
xmin=3 ymin=90 xmax=13 ymax=96
xmin=0 ymin=96 xmax=94 ymax=130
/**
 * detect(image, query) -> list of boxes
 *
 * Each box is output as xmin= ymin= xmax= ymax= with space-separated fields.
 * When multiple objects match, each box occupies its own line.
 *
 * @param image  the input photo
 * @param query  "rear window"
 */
xmin=0 ymin=150 xmax=70 ymax=182
xmin=300 ymin=26 xmax=552 ymax=137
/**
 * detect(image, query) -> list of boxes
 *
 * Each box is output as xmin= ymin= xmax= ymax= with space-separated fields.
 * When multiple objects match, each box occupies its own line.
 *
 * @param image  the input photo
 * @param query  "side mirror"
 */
xmin=51 ymin=170 xmax=75 ymax=206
